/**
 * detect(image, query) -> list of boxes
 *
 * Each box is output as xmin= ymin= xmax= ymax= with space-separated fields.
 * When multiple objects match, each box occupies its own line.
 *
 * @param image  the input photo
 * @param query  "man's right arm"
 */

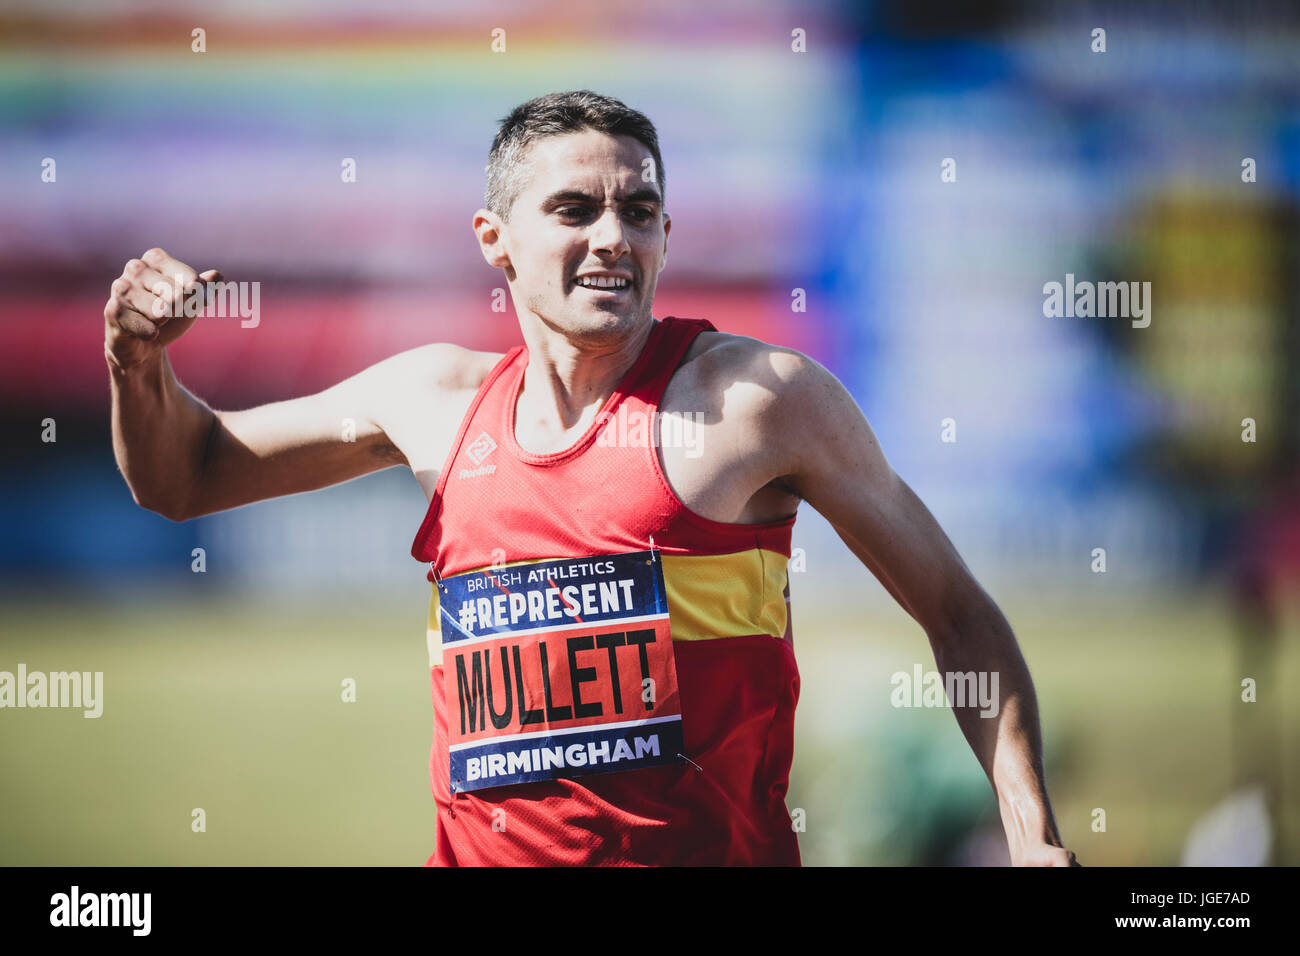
xmin=105 ymin=247 xmax=445 ymax=522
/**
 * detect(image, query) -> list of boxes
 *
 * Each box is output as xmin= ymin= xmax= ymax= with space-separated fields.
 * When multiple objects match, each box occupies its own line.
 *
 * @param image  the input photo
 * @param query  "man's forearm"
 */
xmin=108 ymin=347 xmax=216 ymax=521
xmin=928 ymin=600 xmax=1064 ymax=858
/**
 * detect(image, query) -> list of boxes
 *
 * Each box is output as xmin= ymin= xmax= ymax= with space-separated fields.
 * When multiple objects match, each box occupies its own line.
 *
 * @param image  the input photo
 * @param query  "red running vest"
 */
xmin=410 ymin=316 xmax=801 ymax=865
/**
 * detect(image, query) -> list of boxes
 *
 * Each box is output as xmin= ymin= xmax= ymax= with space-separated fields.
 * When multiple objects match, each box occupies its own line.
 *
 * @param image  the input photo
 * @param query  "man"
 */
xmin=105 ymin=89 xmax=1075 ymax=867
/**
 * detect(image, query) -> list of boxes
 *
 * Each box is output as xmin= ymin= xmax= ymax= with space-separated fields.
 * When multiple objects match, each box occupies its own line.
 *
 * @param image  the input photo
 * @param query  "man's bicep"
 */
xmin=187 ymin=361 xmax=404 ymax=518
xmin=781 ymin=360 xmax=978 ymax=632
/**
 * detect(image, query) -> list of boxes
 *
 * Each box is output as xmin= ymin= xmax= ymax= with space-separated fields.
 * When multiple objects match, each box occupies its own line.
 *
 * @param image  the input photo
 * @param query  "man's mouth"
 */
xmin=572 ymin=275 xmax=633 ymax=295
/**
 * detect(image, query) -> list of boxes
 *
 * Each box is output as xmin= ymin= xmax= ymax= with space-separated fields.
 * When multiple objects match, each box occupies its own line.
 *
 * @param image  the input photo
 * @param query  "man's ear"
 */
xmin=473 ymin=209 xmax=511 ymax=269
xmin=660 ymin=212 xmax=671 ymax=269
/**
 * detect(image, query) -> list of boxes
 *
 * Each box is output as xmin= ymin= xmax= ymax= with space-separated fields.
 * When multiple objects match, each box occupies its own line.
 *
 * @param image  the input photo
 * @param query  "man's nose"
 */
xmin=589 ymin=207 xmax=629 ymax=256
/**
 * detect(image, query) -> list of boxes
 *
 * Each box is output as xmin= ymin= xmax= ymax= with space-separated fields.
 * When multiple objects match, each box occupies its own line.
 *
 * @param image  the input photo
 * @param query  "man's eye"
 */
xmin=556 ymin=206 xmax=654 ymax=221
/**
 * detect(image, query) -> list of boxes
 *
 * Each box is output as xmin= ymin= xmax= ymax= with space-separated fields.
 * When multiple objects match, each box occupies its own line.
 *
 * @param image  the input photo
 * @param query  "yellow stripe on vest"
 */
xmin=660 ymin=550 xmax=789 ymax=641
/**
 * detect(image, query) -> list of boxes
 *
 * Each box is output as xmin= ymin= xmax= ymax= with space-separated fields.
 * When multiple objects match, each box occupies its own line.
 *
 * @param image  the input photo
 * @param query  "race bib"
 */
xmin=437 ymin=550 xmax=683 ymax=793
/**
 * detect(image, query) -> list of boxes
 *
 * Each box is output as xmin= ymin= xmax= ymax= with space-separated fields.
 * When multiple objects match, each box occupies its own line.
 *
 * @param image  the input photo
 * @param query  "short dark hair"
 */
xmin=484 ymin=90 xmax=665 ymax=222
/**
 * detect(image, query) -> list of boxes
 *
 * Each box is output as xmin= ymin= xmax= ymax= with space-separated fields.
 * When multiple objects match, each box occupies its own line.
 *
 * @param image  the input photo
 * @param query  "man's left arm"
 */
xmin=758 ymin=348 xmax=1076 ymax=866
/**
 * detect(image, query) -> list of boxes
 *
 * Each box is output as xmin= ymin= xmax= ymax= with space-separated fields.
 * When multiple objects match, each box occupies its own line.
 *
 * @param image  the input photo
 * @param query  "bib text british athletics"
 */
xmin=438 ymin=550 xmax=683 ymax=792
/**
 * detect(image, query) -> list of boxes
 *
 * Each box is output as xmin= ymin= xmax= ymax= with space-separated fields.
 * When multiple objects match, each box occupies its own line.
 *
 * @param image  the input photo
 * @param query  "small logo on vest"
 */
xmin=459 ymin=431 xmax=497 ymax=479
xmin=466 ymin=431 xmax=497 ymax=464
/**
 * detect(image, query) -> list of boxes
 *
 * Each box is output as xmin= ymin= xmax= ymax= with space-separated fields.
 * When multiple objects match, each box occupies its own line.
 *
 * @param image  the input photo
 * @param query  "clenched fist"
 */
xmin=104 ymin=247 xmax=221 ymax=370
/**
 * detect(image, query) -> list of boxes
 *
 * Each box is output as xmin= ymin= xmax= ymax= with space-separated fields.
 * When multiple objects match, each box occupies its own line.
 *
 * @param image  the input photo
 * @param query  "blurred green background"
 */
xmin=3 ymin=585 xmax=1296 ymax=865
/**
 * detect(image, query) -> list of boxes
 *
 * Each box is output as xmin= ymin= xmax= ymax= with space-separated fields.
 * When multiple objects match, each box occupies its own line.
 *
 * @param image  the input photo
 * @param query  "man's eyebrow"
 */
xmin=541 ymin=188 xmax=663 ymax=207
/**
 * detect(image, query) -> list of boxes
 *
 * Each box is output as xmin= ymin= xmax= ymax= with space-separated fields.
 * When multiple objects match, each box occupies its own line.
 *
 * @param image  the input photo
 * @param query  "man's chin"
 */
xmin=555 ymin=303 xmax=649 ymax=341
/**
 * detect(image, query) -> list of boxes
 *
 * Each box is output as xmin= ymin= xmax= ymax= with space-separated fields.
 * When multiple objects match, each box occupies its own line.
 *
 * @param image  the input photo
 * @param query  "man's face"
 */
xmin=475 ymin=130 xmax=670 ymax=342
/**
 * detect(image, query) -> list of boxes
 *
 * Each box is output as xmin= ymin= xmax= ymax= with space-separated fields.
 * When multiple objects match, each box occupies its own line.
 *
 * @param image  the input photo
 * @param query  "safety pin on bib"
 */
xmin=677 ymin=753 xmax=703 ymax=773
xmin=430 ymin=563 xmax=448 ymax=593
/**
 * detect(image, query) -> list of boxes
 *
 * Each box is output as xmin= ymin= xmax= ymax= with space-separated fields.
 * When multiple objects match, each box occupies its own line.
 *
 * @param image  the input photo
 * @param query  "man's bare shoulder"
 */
xmin=362 ymin=343 xmax=508 ymax=490
xmin=378 ymin=342 xmax=507 ymax=395
xmin=673 ymin=328 xmax=830 ymax=407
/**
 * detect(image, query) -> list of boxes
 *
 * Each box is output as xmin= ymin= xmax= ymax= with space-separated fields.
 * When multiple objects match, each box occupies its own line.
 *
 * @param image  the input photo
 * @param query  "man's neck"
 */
xmin=516 ymin=317 xmax=657 ymax=434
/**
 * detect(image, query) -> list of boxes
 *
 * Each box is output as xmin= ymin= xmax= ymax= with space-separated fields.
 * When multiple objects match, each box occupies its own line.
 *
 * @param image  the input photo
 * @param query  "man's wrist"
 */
xmin=998 ymin=790 xmax=1060 ymax=854
xmin=105 ymin=343 xmax=163 ymax=377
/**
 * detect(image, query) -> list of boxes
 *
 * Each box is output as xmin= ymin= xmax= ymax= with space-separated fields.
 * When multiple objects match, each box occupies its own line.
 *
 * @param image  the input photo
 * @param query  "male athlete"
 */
xmin=105 ymin=90 xmax=1076 ymax=867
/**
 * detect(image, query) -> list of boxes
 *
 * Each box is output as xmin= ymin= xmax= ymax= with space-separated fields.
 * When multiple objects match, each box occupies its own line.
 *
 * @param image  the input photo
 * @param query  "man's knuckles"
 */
xmin=111 ymin=307 xmax=158 ymax=339
xmin=140 ymin=248 xmax=197 ymax=285
xmin=107 ymin=250 xmax=205 ymax=344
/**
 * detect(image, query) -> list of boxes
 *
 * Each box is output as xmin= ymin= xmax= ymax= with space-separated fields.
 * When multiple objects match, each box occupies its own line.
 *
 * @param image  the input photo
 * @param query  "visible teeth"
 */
xmin=577 ymin=276 xmax=628 ymax=289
